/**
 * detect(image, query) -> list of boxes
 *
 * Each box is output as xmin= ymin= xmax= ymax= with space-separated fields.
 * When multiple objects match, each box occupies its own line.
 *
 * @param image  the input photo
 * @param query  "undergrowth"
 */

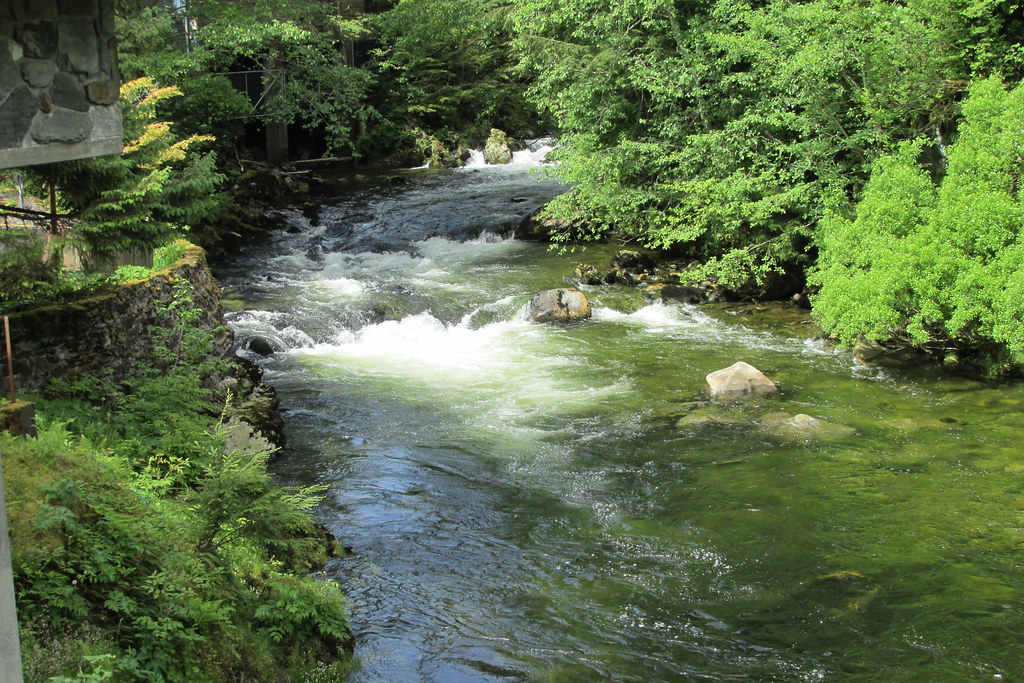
xmin=3 ymin=287 xmax=352 ymax=681
xmin=0 ymin=241 xmax=194 ymax=315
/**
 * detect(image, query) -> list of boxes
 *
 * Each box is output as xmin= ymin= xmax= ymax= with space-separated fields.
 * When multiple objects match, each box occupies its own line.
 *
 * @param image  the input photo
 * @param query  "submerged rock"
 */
xmin=675 ymin=409 xmax=741 ymax=431
xmin=760 ymin=412 xmax=856 ymax=440
xmin=705 ymin=362 xmax=778 ymax=399
xmin=528 ymin=288 xmax=592 ymax=323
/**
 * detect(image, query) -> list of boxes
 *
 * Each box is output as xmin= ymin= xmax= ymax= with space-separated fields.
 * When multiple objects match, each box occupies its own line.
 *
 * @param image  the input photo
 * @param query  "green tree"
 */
xmin=811 ymin=76 xmax=1024 ymax=371
xmin=511 ymin=0 xmax=1016 ymax=287
xmin=116 ymin=0 xmax=373 ymax=157
xmin=363 ymin=0 xmax=538 ymax=158
xmin=33 ymin=78 xmax=226 ymax=258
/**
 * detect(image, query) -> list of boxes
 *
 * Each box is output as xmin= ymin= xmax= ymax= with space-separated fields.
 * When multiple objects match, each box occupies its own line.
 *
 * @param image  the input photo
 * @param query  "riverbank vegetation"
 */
xmin=5 ymin=285 xmax=352 ymax=680
xmin=1 ymin=1 xmax=1023 ymax=678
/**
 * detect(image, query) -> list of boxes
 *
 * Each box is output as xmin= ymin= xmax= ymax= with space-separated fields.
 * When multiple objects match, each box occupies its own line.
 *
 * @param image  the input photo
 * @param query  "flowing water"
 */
xmin=216 ymin=151 xmax=1024 ymax=681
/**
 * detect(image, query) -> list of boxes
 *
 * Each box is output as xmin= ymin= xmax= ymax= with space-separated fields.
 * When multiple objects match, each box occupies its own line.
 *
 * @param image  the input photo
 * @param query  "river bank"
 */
xmin=4 ymin=241 xmax=354 ymax=680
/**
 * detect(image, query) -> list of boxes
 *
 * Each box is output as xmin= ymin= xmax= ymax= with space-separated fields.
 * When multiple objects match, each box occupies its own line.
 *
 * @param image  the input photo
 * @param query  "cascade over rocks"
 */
xmin=529 ymin=288 xmax=592 ymax=323
xmin=705 ymin=361 xmax=778 ymax=399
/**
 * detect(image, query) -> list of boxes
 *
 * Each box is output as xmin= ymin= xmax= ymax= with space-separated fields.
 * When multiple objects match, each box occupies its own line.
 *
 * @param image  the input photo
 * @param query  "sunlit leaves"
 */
xmin=509 ymin=0 xmax=1014 ymax=286
xmin=812 ymin=77 xmax=1024 ymax=364
xmin=37 ymin=78 xmax=226 ymax=256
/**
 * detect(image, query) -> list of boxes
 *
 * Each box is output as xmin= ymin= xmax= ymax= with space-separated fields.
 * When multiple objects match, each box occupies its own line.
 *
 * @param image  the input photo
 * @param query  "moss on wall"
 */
xmin=5 ymin=241 xmax=231 ymax=394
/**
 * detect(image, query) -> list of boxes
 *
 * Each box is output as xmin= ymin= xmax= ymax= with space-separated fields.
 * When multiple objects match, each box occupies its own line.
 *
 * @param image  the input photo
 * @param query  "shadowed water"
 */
xmin=217 ymin=155 xmax=1024 ymax=681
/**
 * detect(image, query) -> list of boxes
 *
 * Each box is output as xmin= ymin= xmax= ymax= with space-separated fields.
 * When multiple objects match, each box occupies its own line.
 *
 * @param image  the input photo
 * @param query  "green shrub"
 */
xmin=811 ymin=76 xmax=1024 ymax=372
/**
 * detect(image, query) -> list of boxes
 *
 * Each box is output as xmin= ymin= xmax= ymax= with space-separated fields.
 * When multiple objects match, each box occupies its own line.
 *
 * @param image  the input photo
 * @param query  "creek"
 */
xmin=216 ymin=150 xmax=1024 ymax=681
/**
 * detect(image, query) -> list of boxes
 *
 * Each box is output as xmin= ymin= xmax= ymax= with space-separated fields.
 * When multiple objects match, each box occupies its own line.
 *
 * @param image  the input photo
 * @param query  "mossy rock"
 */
xmin=483 ymin=128 xmax=515 ymax=164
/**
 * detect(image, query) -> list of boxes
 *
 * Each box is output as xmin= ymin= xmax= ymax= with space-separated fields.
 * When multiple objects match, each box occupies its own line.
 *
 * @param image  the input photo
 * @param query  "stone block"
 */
xmin=58 ymin=0 xmax=99 ymax=17
xmin=0 ymin=43 xmax=21 ymax=94
xmin=85 ymin=79 xmax=117 ymax=105
xmin=30 ymin=107 xmax=93 ymax=143
xmin=20 ymin=58 xmax=55 ymax=88
xmin=24 ymin=0 xmax=59 ymax=21
xmin=58 ymin=19 xmax=99 ymax=74
xmin=51 ymin=71 xmax=89 ymax=111
xmin=7 ymin=37 xmax=24 ymax=62
xmin=90 ymin=103 xmax=122 ymax=140
xmin=14 ymin=22 xmax=58 ymax=59
xmin=0 ymin=85 xmax=38 ymax=148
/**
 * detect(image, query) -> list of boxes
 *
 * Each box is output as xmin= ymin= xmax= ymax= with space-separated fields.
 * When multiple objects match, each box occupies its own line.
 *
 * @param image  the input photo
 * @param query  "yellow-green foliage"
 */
xmin=24 ymin=78 xmax=227 ymax=259
xmin=811 ymin=76 xmax=1024 ymax=370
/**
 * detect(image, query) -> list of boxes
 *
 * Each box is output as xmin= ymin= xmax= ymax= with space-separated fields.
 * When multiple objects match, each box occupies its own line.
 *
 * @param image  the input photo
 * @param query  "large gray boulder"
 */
xmin=705 ymin=361 xmax=778 ymax=399
xmin=529 ymin=288 xmax=592 ymax=323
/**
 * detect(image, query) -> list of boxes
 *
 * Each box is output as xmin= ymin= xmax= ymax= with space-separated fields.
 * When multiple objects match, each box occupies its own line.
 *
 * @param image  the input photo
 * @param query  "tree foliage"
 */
xmin=811 ymin=76 xmax=1024 ymax=369
xmin=117 ymin=0 xmax=373 ymax=156
xmin=510 ymin=0 xmax=1022 ymax=285
xmin=362 ymin=0 xmax=539 ymax=157
xmin=28 ymin=78 xmax=225 ymax=258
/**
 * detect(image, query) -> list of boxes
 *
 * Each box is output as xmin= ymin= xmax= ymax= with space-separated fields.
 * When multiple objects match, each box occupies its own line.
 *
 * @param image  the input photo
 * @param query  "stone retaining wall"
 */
xmin=5 ymin=241 xmax=231 ymax=395
xmin=0 ymin=0 xmax=122 ymax=169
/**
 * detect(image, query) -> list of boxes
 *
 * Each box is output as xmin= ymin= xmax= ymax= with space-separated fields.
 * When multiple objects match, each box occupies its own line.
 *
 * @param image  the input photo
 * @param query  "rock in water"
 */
xmin=483 ymin=128 xmax=514 ymax=165
xmin=705 ymin=361 xmax=778 ymax=399
xmin=760 ymin=412 xmax=856 ymax=440
xmin=574 ymin=263 xmax=603 ymax=286
xmin=529 ymin=288 xmax=592 ymax=323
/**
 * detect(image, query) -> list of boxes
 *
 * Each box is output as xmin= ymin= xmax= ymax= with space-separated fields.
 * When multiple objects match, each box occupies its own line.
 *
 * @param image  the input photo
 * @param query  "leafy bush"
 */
xmin=811 ymin=76 xmax=1024 ymax=372
xmin=0 ymin=232 xmax=62 ymax=305
xmin=153 ymin=241 xmax=188 ymax=271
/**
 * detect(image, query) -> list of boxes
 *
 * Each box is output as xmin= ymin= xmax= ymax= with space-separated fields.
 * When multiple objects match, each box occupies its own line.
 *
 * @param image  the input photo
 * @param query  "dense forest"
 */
xmin=3 ymin=0 xmax=1024 ymax=680
xmin=6 ymin=0 xmax=1024 ymax=366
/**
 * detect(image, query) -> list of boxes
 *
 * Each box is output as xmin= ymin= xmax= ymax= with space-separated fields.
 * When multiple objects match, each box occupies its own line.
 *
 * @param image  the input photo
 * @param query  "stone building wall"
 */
xmin=4 ymin=242 xmax=232 ymax=395
xmin=0 ymin=0 xmax=122 ymax=170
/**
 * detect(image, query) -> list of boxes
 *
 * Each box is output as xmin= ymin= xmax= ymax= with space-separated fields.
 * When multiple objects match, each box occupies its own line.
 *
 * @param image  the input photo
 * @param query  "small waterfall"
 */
xmin=459 ymin=137 xmax=558 ymax=170
xmin=464 ymin=149 xmax=487 ymax=168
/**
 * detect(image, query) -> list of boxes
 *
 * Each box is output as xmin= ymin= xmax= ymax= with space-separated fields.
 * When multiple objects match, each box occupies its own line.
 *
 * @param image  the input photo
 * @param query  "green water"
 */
xmin=218 ymin=161 xmax=1024 ymax=681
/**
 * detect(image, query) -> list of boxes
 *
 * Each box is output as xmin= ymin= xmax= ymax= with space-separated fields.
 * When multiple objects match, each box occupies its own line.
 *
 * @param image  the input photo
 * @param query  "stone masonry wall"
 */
xmin=0 ymin=0 xmax=122 ymax=170
xmin=4 ymin=241 xmax=232 ymax=395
